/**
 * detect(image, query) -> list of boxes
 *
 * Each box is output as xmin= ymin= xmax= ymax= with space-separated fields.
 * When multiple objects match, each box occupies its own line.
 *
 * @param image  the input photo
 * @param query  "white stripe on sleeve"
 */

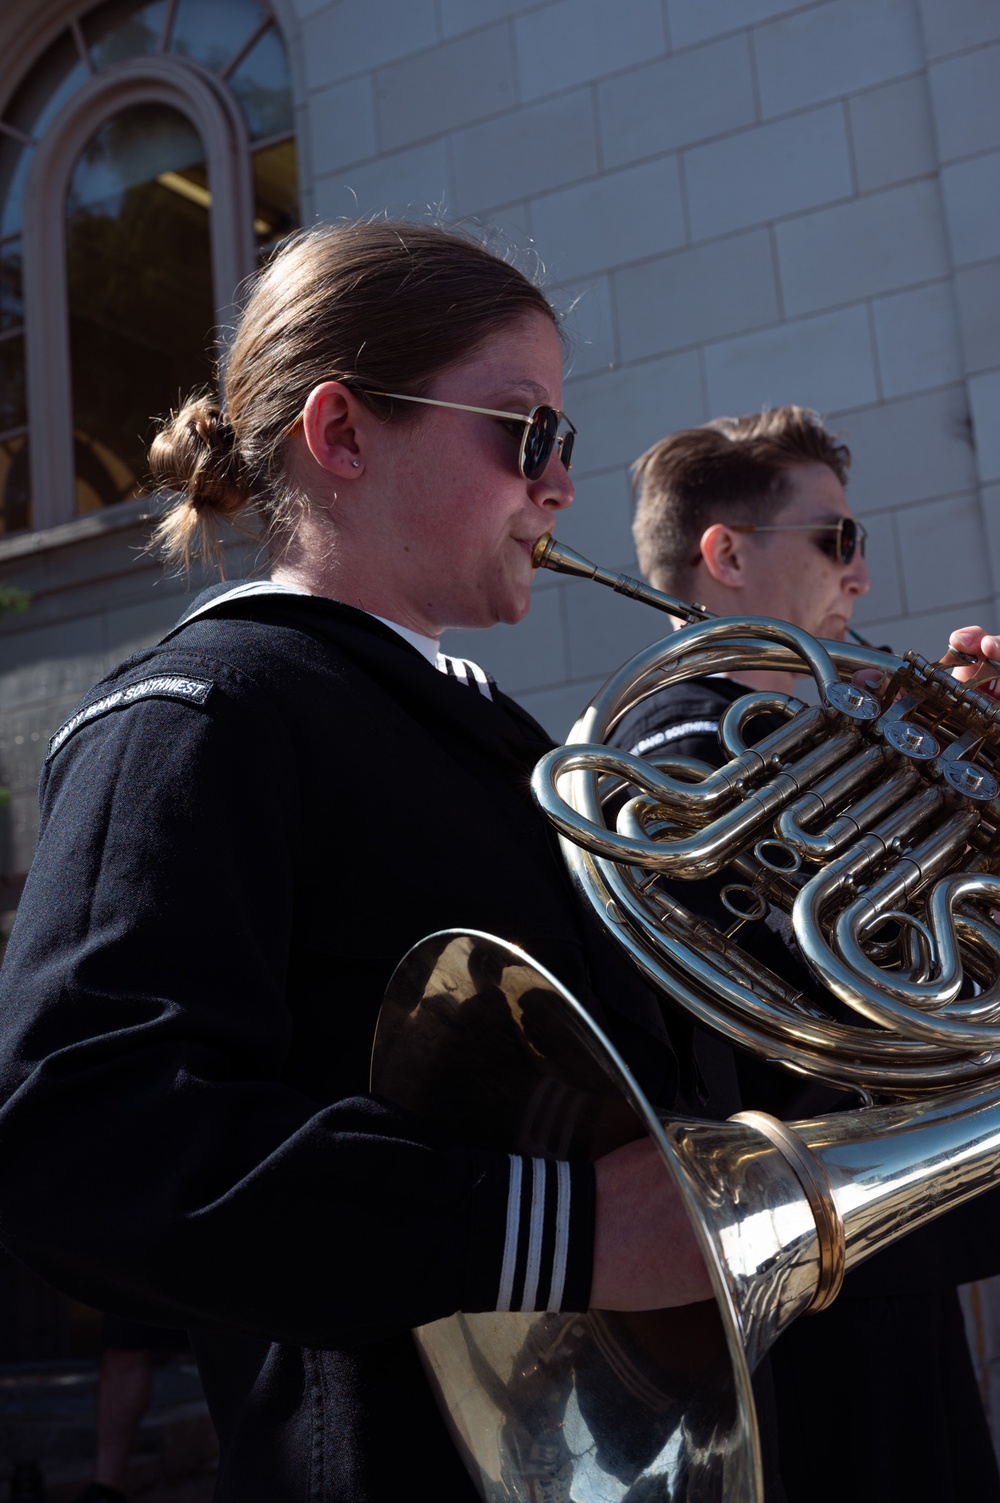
xmin=546 ymin=1161 xmax=572 ymax=1312
xmin=496 ymin=1154 xmax=523 ymax=1313
xmin=519 ymin=1158 xmax=547 ymax=1313
xmin=494 ymin=1157 xmax=575 ymax=1314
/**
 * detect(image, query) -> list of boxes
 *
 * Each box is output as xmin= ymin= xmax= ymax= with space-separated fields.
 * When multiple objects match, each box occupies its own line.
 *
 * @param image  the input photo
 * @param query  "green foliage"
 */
xmin=0 ymin=587 xmax=30 ymax=617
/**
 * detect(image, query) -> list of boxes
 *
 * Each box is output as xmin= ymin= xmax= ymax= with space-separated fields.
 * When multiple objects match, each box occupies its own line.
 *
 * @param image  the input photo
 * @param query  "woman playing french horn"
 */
xmin=0 ymin=217 xmax=996 ymax=1503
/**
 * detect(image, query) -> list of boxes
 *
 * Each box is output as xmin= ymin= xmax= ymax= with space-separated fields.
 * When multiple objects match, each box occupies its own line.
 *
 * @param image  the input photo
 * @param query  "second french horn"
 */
xmin=531 ymin=533 xmax=1000 ymax=1097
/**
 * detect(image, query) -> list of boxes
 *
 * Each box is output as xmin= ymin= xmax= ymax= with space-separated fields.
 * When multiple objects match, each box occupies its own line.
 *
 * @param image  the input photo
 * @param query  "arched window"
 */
xmin=0 ymin=0 xmax=297 ymax=534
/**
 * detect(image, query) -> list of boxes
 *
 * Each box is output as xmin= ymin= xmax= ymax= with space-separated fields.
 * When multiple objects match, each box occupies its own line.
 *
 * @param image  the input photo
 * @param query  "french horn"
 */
xmin=370 ymin=537 xmax=1000 ymax=1503
xmin=530 ymin=536 xmax=1000 ymax=1096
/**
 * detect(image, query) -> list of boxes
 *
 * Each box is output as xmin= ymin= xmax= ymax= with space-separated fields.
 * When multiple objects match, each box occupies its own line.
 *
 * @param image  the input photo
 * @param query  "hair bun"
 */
xmin=148 ymin=394 xmax=254 ymax=572
xmin=148 ymin=395 xmax=249 ymax=517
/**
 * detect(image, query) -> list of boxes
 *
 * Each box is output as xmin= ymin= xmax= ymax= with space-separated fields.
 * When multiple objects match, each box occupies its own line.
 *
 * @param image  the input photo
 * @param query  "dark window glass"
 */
xmin=252 ymin=139 xmax=298 ymax=255
xmin=66 ymin=103 xmax=215 ymax=512
xmin=0 ymin=240 xmax=23 ymax=332
xmin=0 ymin=432 xmax=30 ymax=534
xmin=0 ymin=335 xmax=26 ymax=431
xmin=84 ymin=0 xmax=172 ymax=69
xmin=69 ymin=103 xmax=204 ymax=210
xmin=5 ymin=31 xmax=89 ymax=142
xmin=170 ymin=0 xmax=267 ymax=73
xmin=74 ymin=432 xmax=140 ymax=514
xmin=0 ymin=137 xmax=30 ymax=240
xmin=228 ymin=26 xmax=292 ymax=141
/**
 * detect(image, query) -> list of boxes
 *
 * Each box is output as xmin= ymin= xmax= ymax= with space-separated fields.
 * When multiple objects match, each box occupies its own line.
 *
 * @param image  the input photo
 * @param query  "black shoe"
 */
xmin=70 ymin=1487 xmax=127 ymax=1503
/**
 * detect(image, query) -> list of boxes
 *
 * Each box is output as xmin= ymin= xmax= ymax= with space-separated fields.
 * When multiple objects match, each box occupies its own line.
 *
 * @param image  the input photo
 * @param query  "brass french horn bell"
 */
xmin=372 ymin=931 xmax=1000 ymax=1503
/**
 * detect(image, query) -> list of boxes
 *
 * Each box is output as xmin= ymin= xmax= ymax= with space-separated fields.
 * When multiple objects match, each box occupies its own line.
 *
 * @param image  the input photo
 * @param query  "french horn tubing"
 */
xmin=531 ymin=534 xmax=1000 ymax=1098
xmin=370 ymin=537 xmax=1000 ymax=1503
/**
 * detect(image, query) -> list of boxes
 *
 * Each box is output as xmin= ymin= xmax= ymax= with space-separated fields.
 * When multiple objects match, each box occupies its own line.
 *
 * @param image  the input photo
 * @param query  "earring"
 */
xmin=351 ymin=460 xmax=361 ymax=469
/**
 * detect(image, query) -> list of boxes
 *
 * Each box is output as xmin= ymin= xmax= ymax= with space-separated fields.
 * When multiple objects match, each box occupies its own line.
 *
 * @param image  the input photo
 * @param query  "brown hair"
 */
xmin=148 ymin=219 xmax=556 ymax=570
xmin=631 ymin=406 xmax=851 ymax=595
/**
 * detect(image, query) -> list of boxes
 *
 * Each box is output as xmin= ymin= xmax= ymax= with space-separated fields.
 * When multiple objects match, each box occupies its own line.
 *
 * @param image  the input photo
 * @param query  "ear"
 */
xmin=298 ymin=382 xmax=365 ymax=478
xmin=699 ymin=522 xmax=747 ymax=590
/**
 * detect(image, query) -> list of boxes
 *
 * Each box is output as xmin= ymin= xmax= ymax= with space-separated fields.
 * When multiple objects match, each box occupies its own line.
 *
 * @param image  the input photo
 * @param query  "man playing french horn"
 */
xmin=608 ymin=406 xmax=1000 ymax=1502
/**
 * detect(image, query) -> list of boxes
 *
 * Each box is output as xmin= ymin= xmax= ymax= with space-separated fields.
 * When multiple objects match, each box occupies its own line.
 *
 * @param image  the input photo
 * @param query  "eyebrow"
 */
xmin=773 ymin=512 xmax=848 ymax=526
xmin=497 ymin=379 xmax=550 ymax=405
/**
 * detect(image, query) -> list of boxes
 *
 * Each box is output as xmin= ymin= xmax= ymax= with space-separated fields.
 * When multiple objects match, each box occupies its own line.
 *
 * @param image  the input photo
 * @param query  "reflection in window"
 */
xmin=253 ymin=140 xmax=298 ymax=255
xmin=0 ymin=335 xmax=26 ymax=433
xmin=4 ymin=31 xmax=90 ymax=144
xmin=229 ymin=27 xmax=294 ymax=140
xmin=75 ymin=434 xmax=139 ymax=514
xmin=0 ymin=238 xmax=27 ymax=533
xmin=0 ymin=241 xmax=23 ymax=332
xmin=0 ymin=135 xmax=31 ymax=241
xmin=170 ymin=0 xmax=269 ymax=75
xmin=0 ymin=435 xmax=30 ymax=535
xmin=66 ymin=103 xmax=215 ymax=514
xmin=83 ymin=0 xmax=172 ymax=69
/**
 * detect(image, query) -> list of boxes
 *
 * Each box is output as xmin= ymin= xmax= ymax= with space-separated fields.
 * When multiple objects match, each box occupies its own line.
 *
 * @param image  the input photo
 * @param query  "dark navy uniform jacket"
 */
xmin=0 ymin=589 xmax=690 ymax=1502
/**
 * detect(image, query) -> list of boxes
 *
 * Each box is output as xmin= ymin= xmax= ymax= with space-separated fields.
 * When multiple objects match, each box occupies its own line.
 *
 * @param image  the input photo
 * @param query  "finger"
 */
xmin=851 ymin=668 xmax=884 ymax=689
xmin=942 ymin=627 xmax=1000 ymax=696
xmin=949 ymin=625 xmax=986 ymax=654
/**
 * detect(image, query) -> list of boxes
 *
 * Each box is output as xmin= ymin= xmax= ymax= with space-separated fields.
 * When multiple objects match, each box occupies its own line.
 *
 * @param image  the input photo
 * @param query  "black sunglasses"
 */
xmin=364 ymin=390 xmax=576 ymax=480
xmin=729 ymin=516 xmax=868 ymax=565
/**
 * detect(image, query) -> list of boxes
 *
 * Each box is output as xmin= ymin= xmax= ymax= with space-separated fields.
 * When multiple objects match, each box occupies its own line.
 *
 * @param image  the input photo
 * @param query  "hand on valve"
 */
xmin=946 ymin=627 xmax=1000 ymax=698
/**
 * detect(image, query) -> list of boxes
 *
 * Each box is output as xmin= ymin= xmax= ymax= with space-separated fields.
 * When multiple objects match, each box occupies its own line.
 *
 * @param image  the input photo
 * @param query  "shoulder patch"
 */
xmin=630 ymin=719 xmax=719 ymax=757
xmin=47 ymin=675 xmax=214 ymax=759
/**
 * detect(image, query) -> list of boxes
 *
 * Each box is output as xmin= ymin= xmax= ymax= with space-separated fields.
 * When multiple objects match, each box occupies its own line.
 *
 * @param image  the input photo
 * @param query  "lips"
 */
xmin=517 ymin=533 xmax=549 ymax=562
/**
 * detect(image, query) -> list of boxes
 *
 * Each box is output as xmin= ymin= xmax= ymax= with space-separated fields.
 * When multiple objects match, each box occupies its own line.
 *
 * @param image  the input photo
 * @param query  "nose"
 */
xmin=844 ymin=545 xmax=870 ymax=597
xmin=530 ymin=449 xmax=574 ymax=512
xmin=836 ymin=523 xmax=872 ymax=598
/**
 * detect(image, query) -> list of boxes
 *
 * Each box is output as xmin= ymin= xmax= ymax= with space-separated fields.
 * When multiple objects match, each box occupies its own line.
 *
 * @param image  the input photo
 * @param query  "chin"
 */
xmin=498 ymin=589 xmax=533 ymax=627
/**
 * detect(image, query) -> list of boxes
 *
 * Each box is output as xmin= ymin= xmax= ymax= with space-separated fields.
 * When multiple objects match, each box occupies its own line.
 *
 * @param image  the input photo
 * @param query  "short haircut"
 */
xmin=632 ymin=406 xmax=851 ymax=595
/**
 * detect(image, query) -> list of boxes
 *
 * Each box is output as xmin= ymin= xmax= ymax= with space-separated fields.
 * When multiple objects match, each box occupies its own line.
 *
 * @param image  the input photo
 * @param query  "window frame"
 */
xmin=22 ymin=52 xmax=256 ymax=529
